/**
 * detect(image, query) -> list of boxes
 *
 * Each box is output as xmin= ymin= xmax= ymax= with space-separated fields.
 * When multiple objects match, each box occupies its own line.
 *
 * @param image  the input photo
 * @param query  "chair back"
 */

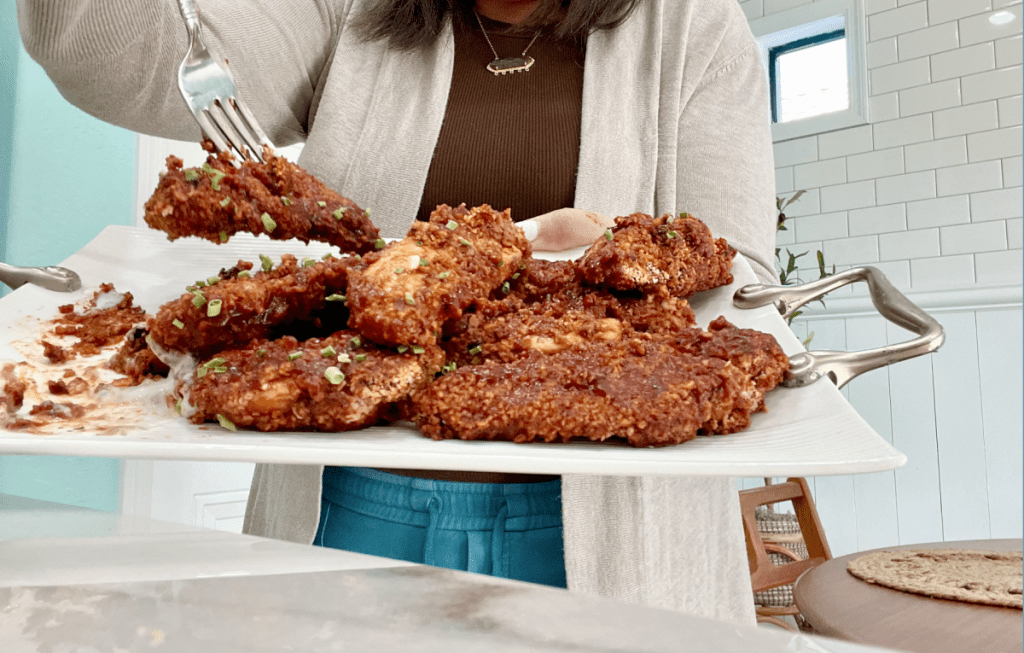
xmin=738 ymin=477 xmax=832 ymax=594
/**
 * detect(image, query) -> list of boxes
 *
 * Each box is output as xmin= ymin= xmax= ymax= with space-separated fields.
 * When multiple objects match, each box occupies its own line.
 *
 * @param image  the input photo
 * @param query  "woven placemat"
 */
xmin=847 ymin=549 xmax=1023 ymax=609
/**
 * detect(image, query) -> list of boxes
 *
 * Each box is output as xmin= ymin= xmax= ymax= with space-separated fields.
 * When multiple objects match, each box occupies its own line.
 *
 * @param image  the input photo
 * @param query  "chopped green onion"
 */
xmin=287 ymin=351 xmax=302 ymax=361
xmin=219 ymin=231 xmax=228 ymax=242
xmin=354 ymin=354 xmax=367 ymax=363
xmin=519 ymin=263 xmax=526 ymax=270
xmin=302 ymin=257 xmax=316 ymax=267
xmin=419 ymin=258 xmax=429 ymax=267
xmin=459 ymin=238 xmax=471 ymax=246
xmin=203 ymin=358 xmax=226 ymax=369
xmin=207 ymin=299 xmax=222 ymax=317
xmin=317 ymin=201 xmax=327 ymax=208
xmin=679 ymin=212 xmax=690 ymax=219
xmin=237 ymin=271 xmax=251 ymax=278
xmin=324 ymin=367 xmax=345 ymax=384
xmin=394 ymin=267 xmax=405 ymax=274
xmin=184 ymin=169 xmax=200 ymax=182
xmin=257 ymin=349 xmax=267 ymax=357
xmin=337 ymin=353 xmax=351 ymax=364
xmin=332 ymin=207 xmax=346 ymax=219
xmin=350 ymin=337 xmax=362 ymax=349
xmin=175 ymin=399 xmax=182 ymax=415
xmin=511 ymin=273 xmax=520 ymax=280
xmin=446 ymin=220 xmax=459 ymax=230
xmin=604 ymin=229 xmax=613 ymax=241
xmin=207 ymin=277 xmax=220 ymax=285
xmin=322 ymin=253 xmax=334 ymax=260
xmin=404 ymin=292 xmax=415 ymax=306
xmin=172 ymin=319 xmax=184 ymax=330
xmin=498 ymin=261 xmax=505 ymax=267
xmin=469 ymin=345 xmax=482 ymax=355
xmin=192 ymin=292 xmax=206 ymax=308
xmin=365 ymin=208 xmax=372 ymax=216
xmin=666 ymin=230 xmax=678 ymax=239
xmin=321 ymin=345 xmax=337 ymax=358
xmin=411 ymin=345 xmax=425 ymax=355
xmin=438 ymin=272 xmax=450 ymax=279
xmin=219 ymin=198 xmax=231 ymax=208
xmin=212 ymin=366 xmax=228 ymax=374
xmin=216 ymin=414 xmax=237 ymax=432
xmin=202 ymin=162 xmax=214 ymax=174
xmin=260 ymin=254 xmax=273 ymax=272
xmin=374 ymin=239 xmax=386 ymax=249
xmin=281 ymin=197 xmax=292 ymax=206
xmin=261 ymin=212 xmax=277 ymax=233
xmin=325 ymin=294 xmax=346 ymax=302
xmin=501 ymin=281 xmax=510 ymax=294
xmin=397 ymin=345 xmax=409 ymax=353
xmin=195 ymin=280 xmax=207 ymax=287
xmin=209 ymin=170 xmax=225 ymax=190
xmin=196 ymin=366 xmax=208 ymax=379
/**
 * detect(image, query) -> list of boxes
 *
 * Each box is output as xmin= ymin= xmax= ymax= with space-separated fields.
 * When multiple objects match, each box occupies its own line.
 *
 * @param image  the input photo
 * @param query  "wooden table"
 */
xmin=794 ymin=539 xmax=1023 ymax=653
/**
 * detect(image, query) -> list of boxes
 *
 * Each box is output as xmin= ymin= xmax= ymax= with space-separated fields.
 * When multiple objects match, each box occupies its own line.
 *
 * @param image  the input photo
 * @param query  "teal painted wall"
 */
xmin=1 ymin=8 xmax=136 ymax=512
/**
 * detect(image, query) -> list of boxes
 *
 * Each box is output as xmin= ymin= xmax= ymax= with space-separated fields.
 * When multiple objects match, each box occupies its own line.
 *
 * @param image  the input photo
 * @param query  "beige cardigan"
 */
xmin=20 ymin=0 xmax=776 ymax=623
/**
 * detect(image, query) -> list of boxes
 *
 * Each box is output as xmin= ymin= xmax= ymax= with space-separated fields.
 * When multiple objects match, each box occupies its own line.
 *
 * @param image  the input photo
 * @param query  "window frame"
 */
xmin=768 ymin=28 xmax=847 ymax=124
xmin=750 ymin=0 xmax=869 ymax=143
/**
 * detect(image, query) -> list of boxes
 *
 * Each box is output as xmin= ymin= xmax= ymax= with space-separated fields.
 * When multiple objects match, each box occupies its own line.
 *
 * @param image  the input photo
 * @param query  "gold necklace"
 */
xmin=474 ymin=11 xmax=540 ymax=75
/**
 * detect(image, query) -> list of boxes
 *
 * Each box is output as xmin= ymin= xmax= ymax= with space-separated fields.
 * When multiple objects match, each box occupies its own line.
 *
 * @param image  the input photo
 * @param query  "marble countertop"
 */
xmin=0 ymin=494 xmax=899 ymax=653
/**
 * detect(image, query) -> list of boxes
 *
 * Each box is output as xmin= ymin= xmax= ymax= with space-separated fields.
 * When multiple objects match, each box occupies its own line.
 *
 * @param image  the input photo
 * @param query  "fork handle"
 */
xmin=176 ymin=0 xmax=202 ymax=33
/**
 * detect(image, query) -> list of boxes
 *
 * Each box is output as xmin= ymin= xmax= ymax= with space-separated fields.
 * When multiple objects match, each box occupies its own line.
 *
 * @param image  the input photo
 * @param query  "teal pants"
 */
xmin=314 ymin=466 xmax=566 ymax=588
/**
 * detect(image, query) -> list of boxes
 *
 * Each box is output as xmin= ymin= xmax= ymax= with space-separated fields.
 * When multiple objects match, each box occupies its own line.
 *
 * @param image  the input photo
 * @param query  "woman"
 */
xmin=18 ymin=0 xmax=776 ymax=622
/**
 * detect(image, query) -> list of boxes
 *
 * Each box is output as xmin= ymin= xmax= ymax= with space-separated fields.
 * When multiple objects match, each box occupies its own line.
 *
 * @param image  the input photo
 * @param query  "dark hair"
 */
xmin=354 ymin=0 xmax=643 ymax=51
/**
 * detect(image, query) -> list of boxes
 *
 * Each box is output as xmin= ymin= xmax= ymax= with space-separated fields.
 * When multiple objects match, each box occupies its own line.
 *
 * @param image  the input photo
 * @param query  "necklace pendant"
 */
xmin=487 ymin=56 xmax=535 ymax=75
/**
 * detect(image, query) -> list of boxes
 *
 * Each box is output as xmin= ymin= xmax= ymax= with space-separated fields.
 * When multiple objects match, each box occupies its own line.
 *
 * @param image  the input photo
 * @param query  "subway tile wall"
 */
xmin=740 ymin=0 xmax=1023 ymax=291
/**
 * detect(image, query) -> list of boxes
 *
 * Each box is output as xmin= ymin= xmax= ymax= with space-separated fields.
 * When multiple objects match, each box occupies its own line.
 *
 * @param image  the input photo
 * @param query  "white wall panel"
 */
xmin=976 ymin=309 xmax=1024 ymax=538
xmin=886 ymin=322 xmax=945 ymax=544
xmin=930 ymin=312 xmax=992 ymax=541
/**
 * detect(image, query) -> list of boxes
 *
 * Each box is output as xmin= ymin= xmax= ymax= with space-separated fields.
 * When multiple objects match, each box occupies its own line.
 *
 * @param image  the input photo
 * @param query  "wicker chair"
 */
xmin=739 ymin=477 xmax=832 ymax=630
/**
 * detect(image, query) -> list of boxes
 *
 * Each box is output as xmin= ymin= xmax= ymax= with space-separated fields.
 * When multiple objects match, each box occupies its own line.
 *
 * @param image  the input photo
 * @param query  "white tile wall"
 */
xmin=899 ymin=79 xmax=961 ymax=116
xmin=962 ymin=66 xmax=1023 ymax=104
xmin=757 ymin=0 xmax=1021 ymax=291
xmin=898 ymin=22 xmax=960 ymax=61
xmin=933 ymin=102 xmax=999 ymax=138
xmin=927 ymin=0 xmax=994 ymax=26
xmin=931 ymin=43 xmax=996 ymax=82
xmin=967 ymin=126 xmax=1024 ymax=162
xmin=998 ymin=95 xmax=1023 ymax=127
xmin=960 ymin=6 xmax=1024 ymax=47
xmin=870 ymin=3 xmax=929 ymax=41
xmin=904 ymin=136 xmax=968 ymax=172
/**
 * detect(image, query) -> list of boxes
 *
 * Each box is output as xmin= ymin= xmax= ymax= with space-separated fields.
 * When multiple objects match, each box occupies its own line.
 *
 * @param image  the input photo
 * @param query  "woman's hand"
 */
xmin=518 ymin=208 xmax=614 ymax=252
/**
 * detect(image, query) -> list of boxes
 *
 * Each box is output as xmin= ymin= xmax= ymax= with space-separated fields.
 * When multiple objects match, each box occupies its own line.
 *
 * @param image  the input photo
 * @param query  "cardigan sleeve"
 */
xmin=674 ymin=12 xmax=778 ymax=284
xmin=16 ymin=0 xmax=346 ymax=146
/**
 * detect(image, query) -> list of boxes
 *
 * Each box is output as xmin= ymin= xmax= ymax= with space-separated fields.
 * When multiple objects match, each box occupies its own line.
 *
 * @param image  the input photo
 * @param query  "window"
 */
xmin=750 ymin=0 xmax=867 ymax=142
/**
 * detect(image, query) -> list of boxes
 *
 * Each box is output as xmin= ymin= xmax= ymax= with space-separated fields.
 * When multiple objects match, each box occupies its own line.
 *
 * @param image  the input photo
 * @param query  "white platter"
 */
xmin=0 ymin=226 xmax=906 ymax=476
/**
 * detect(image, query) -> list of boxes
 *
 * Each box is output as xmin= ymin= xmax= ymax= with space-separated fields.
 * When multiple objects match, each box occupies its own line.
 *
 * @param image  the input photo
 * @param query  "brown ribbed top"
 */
xmin=416 ymin=16 xmax=585 ymax=224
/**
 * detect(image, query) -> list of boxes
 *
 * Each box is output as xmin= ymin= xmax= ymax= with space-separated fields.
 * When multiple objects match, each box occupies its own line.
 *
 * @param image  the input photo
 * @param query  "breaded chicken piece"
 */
xmin=577 ymin=212 xmax=735 ymax=297
xmin=409 ymin=339 xmax=763 ymax=448
xmin=667 ymin=316 xmax=790 ymax=394
xmin=443 ymin=288 xmax=695 ymax=366
xmin=346 ymin=204 xmax=530 ymax=347
xmin=187 ymin=330 xmax=444 ymax=432
xmin=148 ymin=254 xmax=361 ymax=359
xmin=144 ymin=145 xmax=378 ymax=253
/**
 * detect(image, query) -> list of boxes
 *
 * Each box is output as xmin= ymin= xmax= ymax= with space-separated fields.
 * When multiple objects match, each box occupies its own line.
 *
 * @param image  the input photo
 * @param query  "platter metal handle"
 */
xmin=733 ymin=266 xmax=945 ymax=389
xmin=0 ymin=262 xmax=82 ymax=293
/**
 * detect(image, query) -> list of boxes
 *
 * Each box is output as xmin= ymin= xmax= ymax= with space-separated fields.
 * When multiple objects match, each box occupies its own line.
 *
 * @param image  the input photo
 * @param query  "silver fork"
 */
xmin=176 ymin=0 xmax=273 ymax=162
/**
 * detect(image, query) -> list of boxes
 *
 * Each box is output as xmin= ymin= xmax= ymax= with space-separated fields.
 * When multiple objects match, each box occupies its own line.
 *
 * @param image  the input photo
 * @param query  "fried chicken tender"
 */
xmin=577 ymin=212 xmax=735 ymax=297
xmin=410 ymin=338 xmax=765 ymax=447
xmin=148 ymin=254 xmax=361 ymax=359
xmin=346 ymin=204 xmax=530 ymax=347
xmin=444 ymin=288 xmax=695 ymax=366
xmin=144 ymin=144 xmax=378 ymax=253
xmin=667 ymin=316 xmax=790 ymax=394
xmin=187 ymin=330 xmax=444 ymax=432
